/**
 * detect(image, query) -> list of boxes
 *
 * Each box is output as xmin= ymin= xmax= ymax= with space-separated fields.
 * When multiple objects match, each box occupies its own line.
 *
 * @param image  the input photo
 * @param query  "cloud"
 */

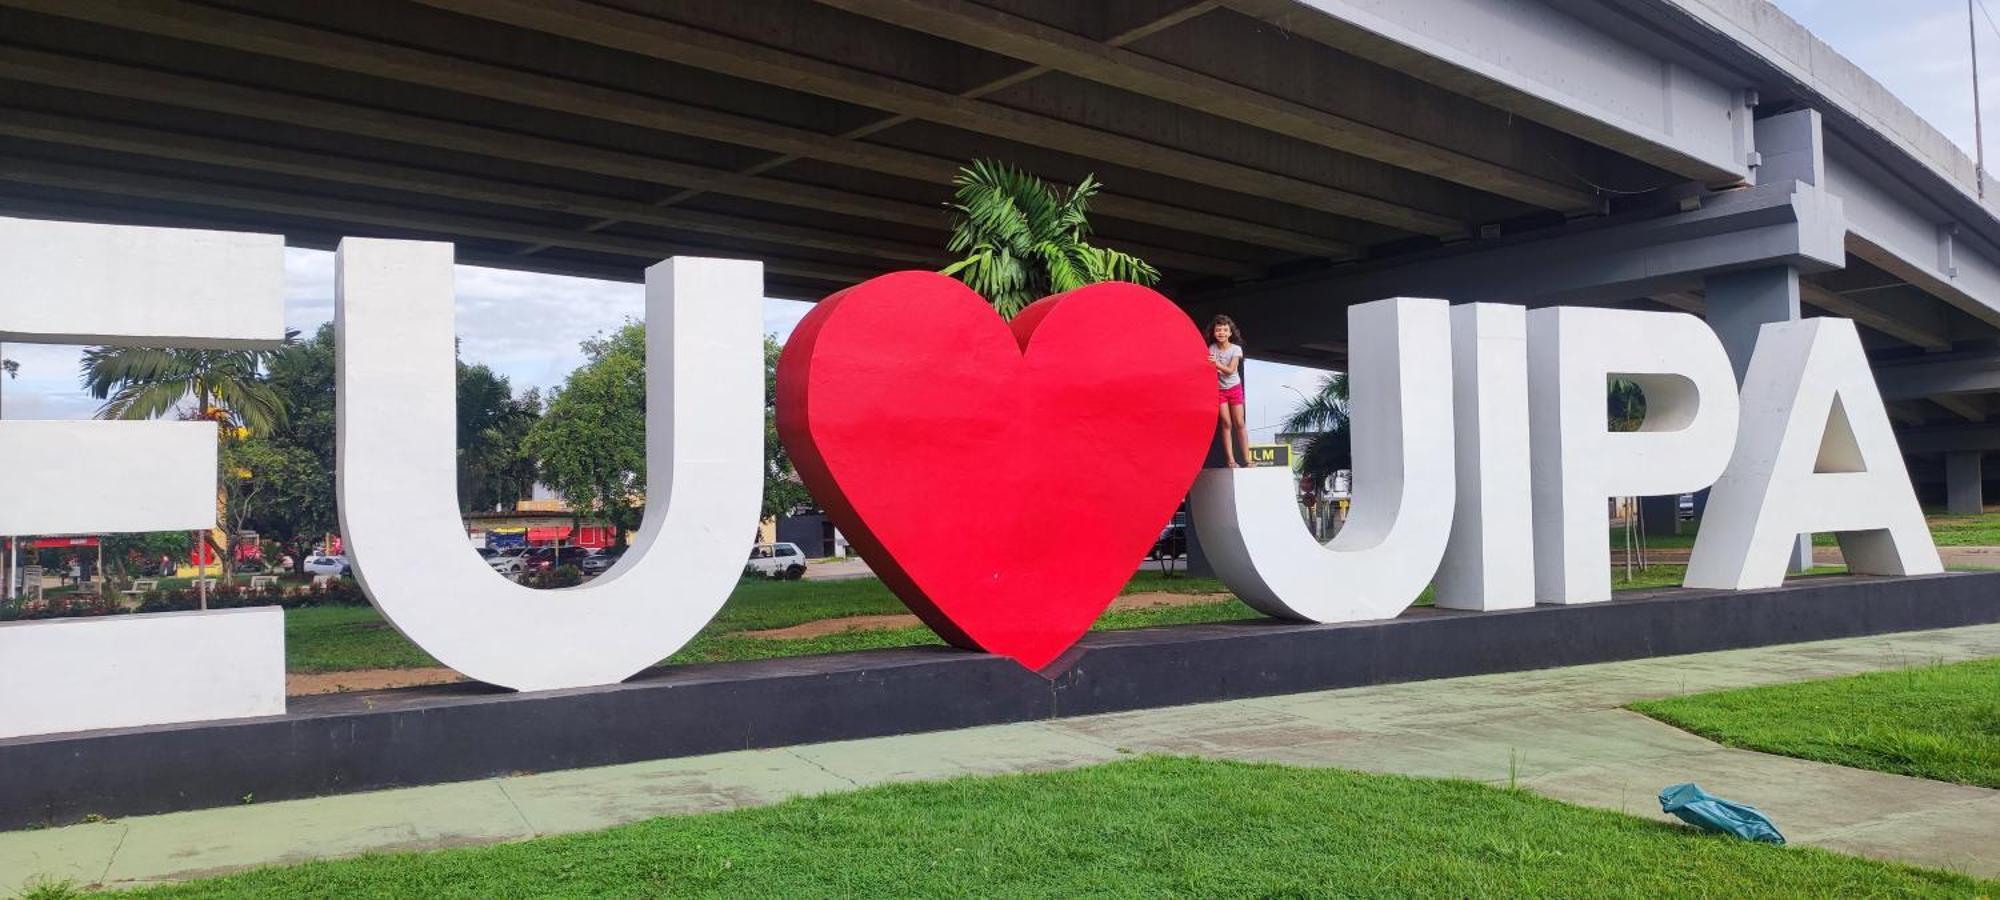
xmin=1 ymin=248 xmax=832 ymax=422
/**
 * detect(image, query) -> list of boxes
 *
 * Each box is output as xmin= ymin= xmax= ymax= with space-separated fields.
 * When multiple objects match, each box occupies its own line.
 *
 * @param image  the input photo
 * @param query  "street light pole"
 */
xmin=2 ymin=342 xmax=11 ymax=601
xmin=1976 ymin=0 xmax=1988 ymax=197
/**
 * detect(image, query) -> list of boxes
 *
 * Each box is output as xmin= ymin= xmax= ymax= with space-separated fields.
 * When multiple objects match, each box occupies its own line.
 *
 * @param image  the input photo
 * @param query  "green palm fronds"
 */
xmin=80 ymin=337 xmax=295 ymax=434
xmin=941 ymin=160 xmax=1160 ymax=318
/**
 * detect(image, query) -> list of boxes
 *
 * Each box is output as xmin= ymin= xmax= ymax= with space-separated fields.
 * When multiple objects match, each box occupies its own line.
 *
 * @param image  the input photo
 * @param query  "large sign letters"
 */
xmin=0 ymin=217 xmax=286 ymax=738
xmin=335 ymin=239 xmax=763 ymax=691
xmin=0 ymin=219 xmax=1949 ymax=741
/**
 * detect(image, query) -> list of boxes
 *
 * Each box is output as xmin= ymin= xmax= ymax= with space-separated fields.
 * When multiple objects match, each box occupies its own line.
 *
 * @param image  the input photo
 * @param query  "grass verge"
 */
xmin=95 ymin=757 xmax=1991 ymax=898
xmin=1631 ymin=658 xmax=2000 ymax=789
xmin=287 ymin=565 xmax=1867 ymax=674
xmin=285 ymin=572 xmax=1252 ymax=673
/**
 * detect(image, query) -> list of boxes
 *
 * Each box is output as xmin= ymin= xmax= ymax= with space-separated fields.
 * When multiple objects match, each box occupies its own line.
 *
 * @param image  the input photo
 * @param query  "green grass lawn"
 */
xmin=1614 ymin=508 xmax=2000 ymax=551
xmin=1924 ymin=509 xmax=2000 ymax=546
xmin=285 ymin=606 xmax=440 ymax=672
xmin=84 ymin=756 xmax=1989 ymax=899
xmin=1631 ymin=658 xmax=2000 ymax=789
xmin=288 ymin=564 xmax=1860 ymax=674
xmin=284 ymin=572 xmax=1252 ymax=673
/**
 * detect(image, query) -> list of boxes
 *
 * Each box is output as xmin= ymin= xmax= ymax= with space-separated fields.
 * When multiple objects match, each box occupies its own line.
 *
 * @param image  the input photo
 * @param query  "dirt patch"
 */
xmin=288 ymin=667 xmax=465 ymax=696
xmin=1111 ymin=590 xmax=1232 ymax=611
xmin=738 ymin=591 xmax=1234 ymax=640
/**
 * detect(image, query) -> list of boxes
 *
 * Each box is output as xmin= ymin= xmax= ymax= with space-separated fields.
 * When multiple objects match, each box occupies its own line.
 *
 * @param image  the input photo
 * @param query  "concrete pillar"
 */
xmin=1705 ymin=265 xmax=1813 ymax=572
xmin=1946 ymin=451 xmax=1985 ymax=515
xmin=1638 ymin=494 xmax=1680 ymax=537
xmin=1183 ymin=504 xmax=1214 ymax=578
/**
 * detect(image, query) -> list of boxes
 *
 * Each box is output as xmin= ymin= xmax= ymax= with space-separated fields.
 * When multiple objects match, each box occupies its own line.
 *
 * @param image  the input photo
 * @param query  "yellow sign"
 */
xmin=1248 ymin=444 xmax=1291 ymax=468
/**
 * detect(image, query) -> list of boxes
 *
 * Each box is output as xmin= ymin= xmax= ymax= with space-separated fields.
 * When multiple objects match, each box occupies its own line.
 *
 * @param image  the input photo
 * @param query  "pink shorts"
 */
xmin=1219 ymin=383 xmax=1245 ymax=406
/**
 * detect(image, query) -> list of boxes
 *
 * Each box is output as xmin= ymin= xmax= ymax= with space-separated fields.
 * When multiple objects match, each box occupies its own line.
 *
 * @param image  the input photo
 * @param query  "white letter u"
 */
xmin=335 ymin=239 xmax=763 ymax=691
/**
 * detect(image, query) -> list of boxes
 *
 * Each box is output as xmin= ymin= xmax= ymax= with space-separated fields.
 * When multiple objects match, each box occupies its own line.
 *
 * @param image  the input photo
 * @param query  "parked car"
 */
xmin=746 ymin=542 xmax=807 ymax=580
xmin=579 ymin=547 xmax=624 ymax=575
xmin=524 ymin=546 xmax=597 ymax=574
xmin=474 ymin=547 xmax=499 ymax=559
xmin=302 ymin=554 xmax=350 ymax=577
xmin=1150 ymin=522 xmax=1188 ymax=560
xmin=1678 ymin=493 xmax=1697 ymax=519
xmin=487 ymin=555 xmax=526 ymax=578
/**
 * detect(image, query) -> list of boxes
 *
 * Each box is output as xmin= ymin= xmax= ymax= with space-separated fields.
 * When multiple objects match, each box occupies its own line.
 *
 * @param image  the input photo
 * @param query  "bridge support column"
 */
xmin=1946 ymin=451 xmax=1985 ymax=515
xmin=1705 ymin=265 xmax=1813 ymax=572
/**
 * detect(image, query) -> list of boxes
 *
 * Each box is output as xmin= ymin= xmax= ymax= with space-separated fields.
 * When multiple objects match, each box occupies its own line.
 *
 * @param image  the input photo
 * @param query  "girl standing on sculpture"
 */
xmin=1209 ymin=315 xmax=1252 ymax=468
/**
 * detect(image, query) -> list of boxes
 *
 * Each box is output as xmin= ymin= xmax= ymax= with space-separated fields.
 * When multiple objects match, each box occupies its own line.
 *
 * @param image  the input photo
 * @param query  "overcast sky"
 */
xmin=0 ymin=1 xmax=1987 ymax=435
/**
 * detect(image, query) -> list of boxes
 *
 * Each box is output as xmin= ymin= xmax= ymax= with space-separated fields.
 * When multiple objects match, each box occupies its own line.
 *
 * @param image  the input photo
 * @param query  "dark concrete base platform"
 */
xmin=3 ymin=572 xmax=1996 ymax=829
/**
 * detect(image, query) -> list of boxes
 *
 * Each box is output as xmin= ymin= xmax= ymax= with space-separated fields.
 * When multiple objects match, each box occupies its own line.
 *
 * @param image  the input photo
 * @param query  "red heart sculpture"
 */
xmin=777 ymin=272 xmax=1215 ymax=670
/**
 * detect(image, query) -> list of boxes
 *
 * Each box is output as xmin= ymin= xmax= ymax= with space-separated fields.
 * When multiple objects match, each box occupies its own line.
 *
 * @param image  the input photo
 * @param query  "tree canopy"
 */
xmin=524 ymin=323 xmax=810 ymax=541
xmin=523 ymin=323 xmax=648 ymax=537
xmin=80 ymin=340 xmax=295 ymax=434
xmin=1282 ymin=372 xmax=1351 ymax=484
xmin=458 ymin=362 xmax=542 ymax=513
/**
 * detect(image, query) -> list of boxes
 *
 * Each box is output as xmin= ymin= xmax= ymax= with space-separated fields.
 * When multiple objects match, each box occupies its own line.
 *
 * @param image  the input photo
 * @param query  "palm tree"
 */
xmin=1282 ymin=372 xmax=1350 ymax=484
xmin=1607 ymin=379 xmax=1646 ymax=431
xmin=940 ymin=160 xmax=1161 ymax=319
xmin=79 ymin=342 xmax=293 ymax=434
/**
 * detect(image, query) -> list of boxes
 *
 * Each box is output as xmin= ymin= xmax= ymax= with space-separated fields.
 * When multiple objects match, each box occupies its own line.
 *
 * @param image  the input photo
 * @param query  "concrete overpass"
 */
xmin=2 ymin=0 xmax=1998 ymax=508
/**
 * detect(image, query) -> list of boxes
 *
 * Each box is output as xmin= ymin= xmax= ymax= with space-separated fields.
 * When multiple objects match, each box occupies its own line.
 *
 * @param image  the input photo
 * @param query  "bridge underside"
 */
xmin=4 ymin=0 xmax=2000 ymax=500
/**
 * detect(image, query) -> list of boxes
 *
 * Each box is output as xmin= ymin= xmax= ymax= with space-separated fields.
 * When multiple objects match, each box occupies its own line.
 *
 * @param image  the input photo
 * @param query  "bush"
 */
xmin=136 ymin=588 xmax=198 ymax=614
xmin=519 ymin=565 xmax=584 ymax=590
xmin=312 ymin=578 xmax=369 ymax=607
xmin=0 ymin=594 xmax=127 ymax=621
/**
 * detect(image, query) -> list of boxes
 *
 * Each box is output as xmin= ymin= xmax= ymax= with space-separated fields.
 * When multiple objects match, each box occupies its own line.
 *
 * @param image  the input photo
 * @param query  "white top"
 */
xmin=1211 ymin=343 xmax=1243 ymax=388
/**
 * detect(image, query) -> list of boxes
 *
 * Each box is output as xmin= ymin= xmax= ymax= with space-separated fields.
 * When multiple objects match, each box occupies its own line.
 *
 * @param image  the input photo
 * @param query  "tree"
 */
xmin=762 ymin=335 xmax=811 ymax=519
xmin=458 ymin=363 xmax=542 ymax=513
xmin=252 ymin=325 xmax=339 ymax=566
xmin=2 ymin=358 xmax=15 ymax=379
xmin=80 ymin=338 xmax=295 ymax=434
xmin=220 ymin=436 xmax=321 ymax=574
xmin=523 ymin=323 xmax=648 ymax=539
xmin=524 ymin=324 xmax=808 ymax=542
xmin=941 ymin=160 xmax=1160 ymax=319
xmin=1282 ymin=372 xmax=1351 ymax=485
xmin=1608 ymin=379 xmax=1647 ymax=432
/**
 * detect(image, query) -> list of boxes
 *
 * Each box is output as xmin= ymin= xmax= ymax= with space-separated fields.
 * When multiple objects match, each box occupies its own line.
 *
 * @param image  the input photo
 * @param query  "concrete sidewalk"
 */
xmin=5 ymin=625 xmax=1998 ymax=892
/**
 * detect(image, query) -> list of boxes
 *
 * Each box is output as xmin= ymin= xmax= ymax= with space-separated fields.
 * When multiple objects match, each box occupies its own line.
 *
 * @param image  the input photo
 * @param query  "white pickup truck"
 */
xmin=745 ymin=542 xmax=808 ymax=580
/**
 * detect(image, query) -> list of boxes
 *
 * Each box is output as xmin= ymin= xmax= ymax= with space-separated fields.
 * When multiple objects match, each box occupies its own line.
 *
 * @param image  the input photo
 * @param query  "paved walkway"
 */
xmin=4 ymin=625 xmax=1998 ymax=892
xmin=1608 ymin=544 xmax=2000 ymax=568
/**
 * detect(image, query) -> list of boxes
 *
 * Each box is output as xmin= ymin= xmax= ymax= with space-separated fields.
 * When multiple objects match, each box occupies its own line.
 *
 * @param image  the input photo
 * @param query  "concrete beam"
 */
xmin=1931 ymin=394 xmax=1990 ymax=423
xmin=1649 ymin=291 xmax=1706 ymax=313
xmin=0 ymin=52 xmax=1345 ymax=265
xmin=1796 ymin=280 xmax=1952 ymax=351
xmin=0 ymin=159 xmax=882 ymax=285
xmin=6 ymin=110 xmax=1266 ymax=278
xmin=0 ymin=191 xmax=825 ymax=299
xmin=807 ymin=0 xmax=1598 ymax=212
xmin=1884 ymin=401 xmax=1929 ymax=427
xmin=1874 ymin=350 xmax=2000 ymax=400
xmin=1199 ymin=179 xmax=1844 ymax=347
xmin=8 ymin=0 xmax=1461 ymax=237
xmin=1898 ymin=423 xmax=2000 ymax=454
xmin=1220 ymin=0 xmax=1749 ymax=183
xmin=535 ymin=0 xmax=1247 ymax=260
xmin=1946 ymin=450 xmax=1985 ymax=514
xmin=0 ymin=47 xmax=937 ymax=229
xmin=1826 ymin=144 xmax=2000 ymax=330
xmin=0 ymin=110 xmax=948 ymax=266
